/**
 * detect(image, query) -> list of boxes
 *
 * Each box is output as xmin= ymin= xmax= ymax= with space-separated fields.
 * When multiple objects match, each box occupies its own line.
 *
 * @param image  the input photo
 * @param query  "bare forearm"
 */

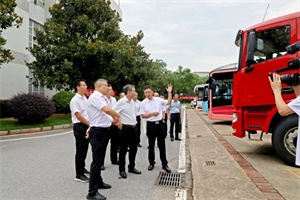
xmin=141 ymin=112 xmax=158 ymax=119
xmin=75 ymin=113 xmax=89 ymax=126
xmin=106 ymin=109 xmax=120 ymax=119
xmin=274 ymin=91 xmax=294 ymax=116
xmin=167 ymin=92 xmax=172 ymax=105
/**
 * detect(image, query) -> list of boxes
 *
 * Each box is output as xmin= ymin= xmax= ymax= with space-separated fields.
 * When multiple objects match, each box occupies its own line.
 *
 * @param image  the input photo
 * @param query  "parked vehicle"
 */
xmin=193 ymin=84 xmax=208 ymax=110
xmin=232 ymin=11 xmax=300 ymax=166
xmin=207 ymin=63 xmax=237 ymax=121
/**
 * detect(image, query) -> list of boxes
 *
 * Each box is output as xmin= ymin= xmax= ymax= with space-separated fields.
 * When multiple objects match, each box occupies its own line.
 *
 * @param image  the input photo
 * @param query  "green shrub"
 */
xmin=0 ymin=99 xmax=12 ymax=118
xmin=51 ymin=91 xmax=74 ymax=114
xmin=9 ymin=93 xmax=55 ymax=123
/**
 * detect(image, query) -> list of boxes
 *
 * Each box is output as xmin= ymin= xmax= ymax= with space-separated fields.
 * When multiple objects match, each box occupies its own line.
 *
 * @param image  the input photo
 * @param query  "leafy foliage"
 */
xmin=0 ymin=99 xmax=12 ymax=118
xmin=0 ymin=0 xmax=23 ymax=65
xmin=9 ymin=93 xmax=55 ymax=123
xmin=51 ymin=91 xmax=74 ymax=114
xmin=147 ymin=61 xmax=207 ymax=95
xmin=27 ymin=0 xmax=137 ymax=91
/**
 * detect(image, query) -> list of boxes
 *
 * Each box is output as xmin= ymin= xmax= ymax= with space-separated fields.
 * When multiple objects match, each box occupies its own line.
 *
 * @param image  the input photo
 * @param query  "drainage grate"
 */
xmin=155 ymin=172 xmax=182 ymax=187
xmin=205 ymin=161 xmax=216 ymax=166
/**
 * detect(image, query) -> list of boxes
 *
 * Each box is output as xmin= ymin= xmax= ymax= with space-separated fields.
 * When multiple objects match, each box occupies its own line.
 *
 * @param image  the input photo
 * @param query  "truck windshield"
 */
xmin=252 ymin=25 xmax=290 ymax=63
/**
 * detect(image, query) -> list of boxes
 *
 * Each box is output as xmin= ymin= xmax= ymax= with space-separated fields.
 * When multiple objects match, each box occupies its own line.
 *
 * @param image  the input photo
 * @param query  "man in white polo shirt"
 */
xmin=86 ymin=79 xmax=121 ymax=200
xmin=70 ymin=79 xmax=90 ymax=183
xmin=269 ymin=73 xmax=300 ymax=167
xmin=140 ymin=84 xmax=173 ymax=173
xmin=113 ymin=84 xmax=141 ymax=179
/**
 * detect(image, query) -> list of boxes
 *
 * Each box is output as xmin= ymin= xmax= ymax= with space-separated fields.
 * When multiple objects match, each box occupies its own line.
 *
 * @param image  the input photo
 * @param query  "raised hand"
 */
xmin=166 ymin=84 xmax=173 ymax=93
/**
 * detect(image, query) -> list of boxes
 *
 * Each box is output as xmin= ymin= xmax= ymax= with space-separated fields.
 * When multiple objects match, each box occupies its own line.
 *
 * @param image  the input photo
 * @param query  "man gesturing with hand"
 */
xmin=140 ymin=84 xmax=173 ymax=173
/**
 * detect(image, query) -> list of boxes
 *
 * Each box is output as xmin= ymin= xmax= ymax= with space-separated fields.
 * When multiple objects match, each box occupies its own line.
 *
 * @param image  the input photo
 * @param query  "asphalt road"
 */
xmin=0 ymin=124 xmax=181 ymax=200
xmin=1 ymin=108 xmax=299 ymax=200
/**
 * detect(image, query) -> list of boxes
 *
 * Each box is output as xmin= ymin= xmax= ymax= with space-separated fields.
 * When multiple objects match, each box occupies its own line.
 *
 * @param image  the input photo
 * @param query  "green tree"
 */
xmin=0 ymin=0 xmax=23 ymax=65
xmin=171 ymin=66 xmax=206 ymax=94
xmin=27 ymin=0 xmax=155 ymax=92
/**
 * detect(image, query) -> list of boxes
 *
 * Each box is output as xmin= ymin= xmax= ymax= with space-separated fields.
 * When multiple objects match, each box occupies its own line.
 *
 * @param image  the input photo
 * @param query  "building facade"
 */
xmin=0 ymin=0 xmax=122 ymax=99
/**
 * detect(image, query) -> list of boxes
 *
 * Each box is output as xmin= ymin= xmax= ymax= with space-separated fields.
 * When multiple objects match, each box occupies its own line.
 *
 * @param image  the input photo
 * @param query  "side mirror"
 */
xmin=246 ymin=31 xmax=256 ymax=70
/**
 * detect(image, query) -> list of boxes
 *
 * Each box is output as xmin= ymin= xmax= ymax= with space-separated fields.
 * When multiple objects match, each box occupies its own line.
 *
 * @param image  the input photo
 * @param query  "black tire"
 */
xmin=272 ymin=114 xmax=297 ymax=166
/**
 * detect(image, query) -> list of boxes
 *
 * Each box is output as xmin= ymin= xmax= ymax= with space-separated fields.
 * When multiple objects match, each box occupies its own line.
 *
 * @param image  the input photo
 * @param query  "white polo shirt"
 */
xmin=140 ymin=97 xmax=167 ymax=122
xmin=287 ymin=95 xmax=300 ymax=166
xmin=134 ymin=99 xmax=142 ymax=116
xmin=87 ymin=90 xmax=113 ymax=127
xmin=70 ymin=93 xmax=89 ymax=124
xmin=105 ymin=96 xmax=117 ymax=108
xmin=113 ymin=96 xmax=136 ymax=125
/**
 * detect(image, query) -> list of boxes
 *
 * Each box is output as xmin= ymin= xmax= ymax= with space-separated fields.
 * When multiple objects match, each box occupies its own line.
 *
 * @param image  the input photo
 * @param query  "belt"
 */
xmin=90 ymin=127 xmax=110 ymax=130
xmin=123 ymin=124 xmax=136 ymax=128
xmin=147 ymin=120 xmax=162 ymax=125
xmin=74 ymin=122 xmax=87 ymax=125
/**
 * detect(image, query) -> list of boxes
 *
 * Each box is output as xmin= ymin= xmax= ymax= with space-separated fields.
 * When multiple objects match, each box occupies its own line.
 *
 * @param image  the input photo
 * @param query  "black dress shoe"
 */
xmin=101 ymin=165 xmax=105 ymax=170
xmin=162 ymin=165 xmax=171 ymax=173
xmin=111 ymin=161 xmax=119 ymax=165
xmin=97 ymin=182 xmax=111 ymax=189
xmin=148 ymin=164 xmax=155 ymax=171
xmin=86 ymin=191 xmax=106 ymax=200
xmin=175 ymin=138 xmax=182 ymax=141
xmin=119 ymin=171 xmax=127 ymax=179
xmin=171 ymin=138 xmax=174 ymax=141
xmin=128 ymin=168 xmax=142 ymax=174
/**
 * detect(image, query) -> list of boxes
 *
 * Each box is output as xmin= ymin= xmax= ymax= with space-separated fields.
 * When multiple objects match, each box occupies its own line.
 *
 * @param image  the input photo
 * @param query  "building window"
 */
xmin=28 ymin=69 xmax=45 ymax=95
xmin=28 ymin=20 xmax=44 ymax=95
xmin=34 ymin=0 xmax=45 ymax=8
xmin=29 ymin=19 xmax=43 ymax=48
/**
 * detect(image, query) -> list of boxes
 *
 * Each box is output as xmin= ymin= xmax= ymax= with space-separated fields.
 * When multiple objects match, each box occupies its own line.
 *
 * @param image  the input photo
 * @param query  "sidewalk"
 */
xmin=186 ymin=109 xmax=266 ymax=200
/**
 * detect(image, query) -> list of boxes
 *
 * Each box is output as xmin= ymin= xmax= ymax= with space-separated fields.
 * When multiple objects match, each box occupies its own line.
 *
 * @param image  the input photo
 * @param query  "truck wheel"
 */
xmin=272 ymin=114 xmax=297 ymax=166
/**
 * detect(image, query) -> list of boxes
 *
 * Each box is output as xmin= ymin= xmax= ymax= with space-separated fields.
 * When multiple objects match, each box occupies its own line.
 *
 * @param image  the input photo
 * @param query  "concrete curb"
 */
xmin=0 ymin=123 xmax=72 ymax=136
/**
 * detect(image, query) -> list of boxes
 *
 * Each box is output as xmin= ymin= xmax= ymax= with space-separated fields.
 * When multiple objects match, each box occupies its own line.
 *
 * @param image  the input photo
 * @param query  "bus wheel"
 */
xmin=272 ymin=114 xmax=297 ymax=166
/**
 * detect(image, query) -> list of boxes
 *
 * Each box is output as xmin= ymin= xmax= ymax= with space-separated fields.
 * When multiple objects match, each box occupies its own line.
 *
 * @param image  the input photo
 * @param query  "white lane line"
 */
xmin=0 ymin=131 xmax=72 ymax=142
xmin=178 ymin=106 xmax=186 ymax=173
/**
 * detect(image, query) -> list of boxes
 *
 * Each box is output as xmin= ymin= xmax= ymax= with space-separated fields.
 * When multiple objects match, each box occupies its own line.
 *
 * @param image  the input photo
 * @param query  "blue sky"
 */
xmin=119 ymin=0 xmax=300 ymax=72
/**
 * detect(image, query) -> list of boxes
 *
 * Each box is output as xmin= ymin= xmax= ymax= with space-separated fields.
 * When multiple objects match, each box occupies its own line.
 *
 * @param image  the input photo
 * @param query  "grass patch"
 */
xmin=0 ymin=113 xmax=71 ymax=131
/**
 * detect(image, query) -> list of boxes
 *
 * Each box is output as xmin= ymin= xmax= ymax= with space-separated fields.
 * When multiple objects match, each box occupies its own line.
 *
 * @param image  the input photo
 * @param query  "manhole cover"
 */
xmin=205 ymin=161 xmax=216 ymax=166
xmin=155 ymin=172 xmax=181 ymax=187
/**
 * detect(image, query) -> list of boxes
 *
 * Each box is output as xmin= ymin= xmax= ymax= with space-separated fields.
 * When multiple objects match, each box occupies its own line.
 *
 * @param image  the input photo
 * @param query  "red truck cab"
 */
xmin=232 ymin=12 xmax=300 ymax=165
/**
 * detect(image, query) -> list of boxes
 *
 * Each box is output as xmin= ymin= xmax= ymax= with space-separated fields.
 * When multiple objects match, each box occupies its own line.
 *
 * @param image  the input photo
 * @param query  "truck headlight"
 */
xmin=232 ymin=113 xmax=238 ymax=123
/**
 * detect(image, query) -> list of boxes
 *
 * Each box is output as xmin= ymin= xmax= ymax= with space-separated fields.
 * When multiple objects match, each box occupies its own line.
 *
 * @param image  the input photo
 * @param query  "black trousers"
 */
xmin=109 ymin=125 xmax=120 ymax=163
xmin=136 ymin=116 xmax=141 ymax=145
xmin=88 ymin=127 xmax=110 ymax=196
xmin=119 ymin=125 xmax=138 ymax=172
xmin=163 ymin=113 xmax=168 ymax=137
xmin=73 ymin=123 xmax=89 ymax=177
xmin=146 ymin=120 xmax=168 ymax=166
xmin=170 ymin=113 xmax=180 ymax=139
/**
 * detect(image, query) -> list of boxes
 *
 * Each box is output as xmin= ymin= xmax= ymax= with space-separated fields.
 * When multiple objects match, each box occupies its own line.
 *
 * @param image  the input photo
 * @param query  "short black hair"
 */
xmin=73 ymin=79 xmax=86 ymax=92
xmin=143 ymin=85 xmax=153 ymax=91
xmin=172 ymin=93 xmax=178 ymax=98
